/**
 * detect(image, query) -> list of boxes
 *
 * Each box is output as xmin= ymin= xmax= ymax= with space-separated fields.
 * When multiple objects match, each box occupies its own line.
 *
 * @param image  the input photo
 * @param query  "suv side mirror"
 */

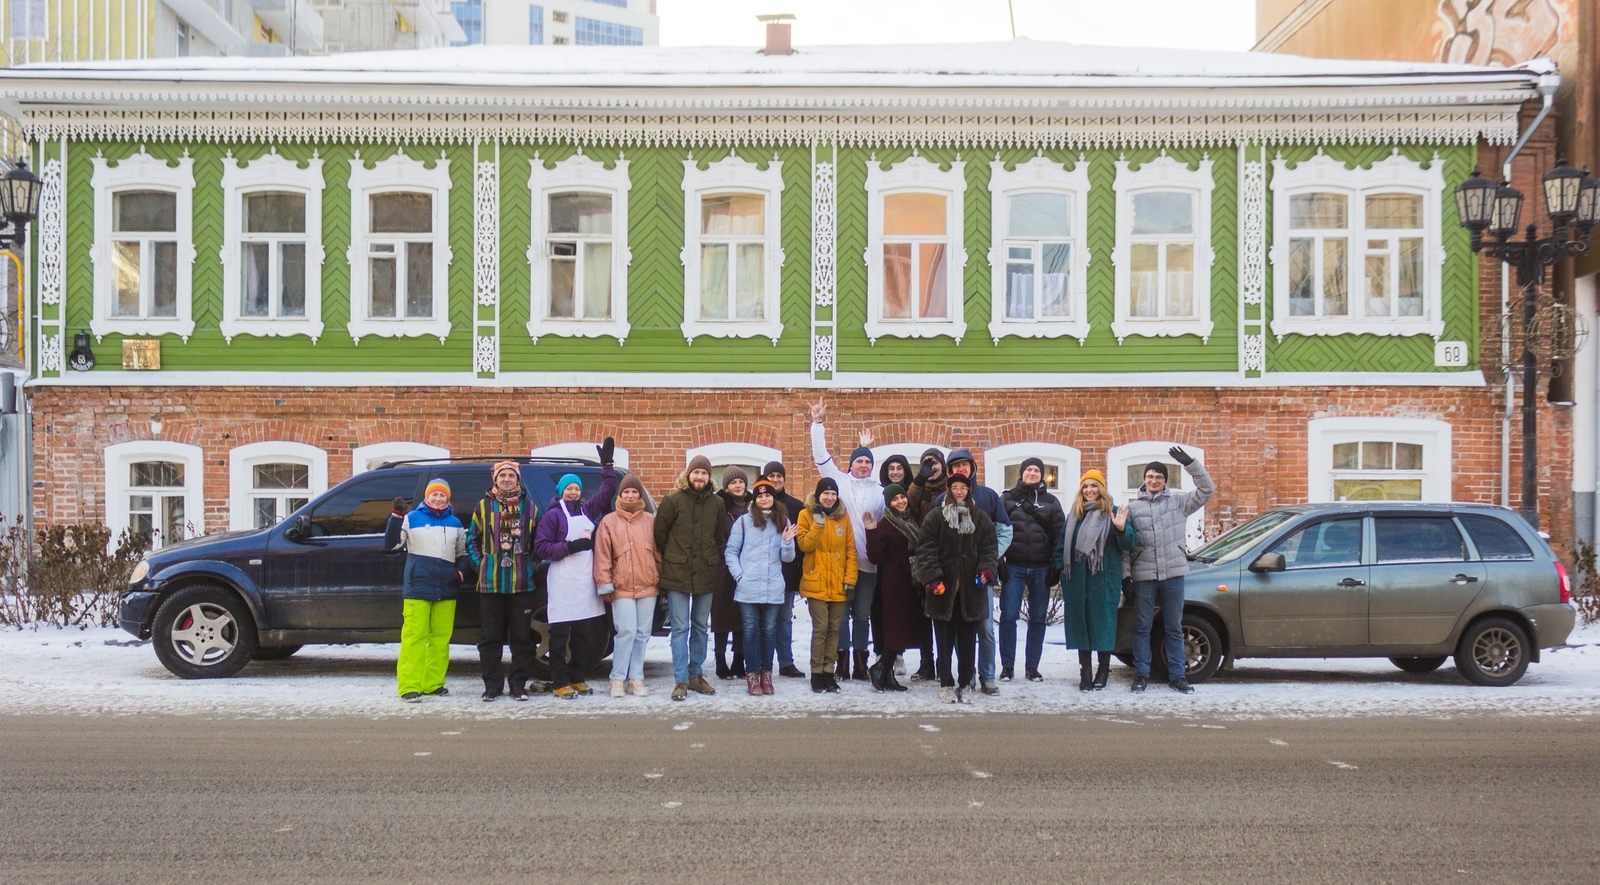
xmin=1249 ymin=552 xmax=1286 ymax=573
xmin=285 ymin=515 xmax=311 ymax=542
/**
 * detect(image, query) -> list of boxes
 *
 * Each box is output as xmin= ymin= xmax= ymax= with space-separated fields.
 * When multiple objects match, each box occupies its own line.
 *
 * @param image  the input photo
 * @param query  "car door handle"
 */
xmin=1336 ymin=577 xmax=1366 ymax=588
xmin=1451 ymin=574 xmax=1480 ymax=585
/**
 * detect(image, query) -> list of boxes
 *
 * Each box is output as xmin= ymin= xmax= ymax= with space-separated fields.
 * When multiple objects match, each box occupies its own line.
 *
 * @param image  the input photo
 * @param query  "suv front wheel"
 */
xmin=151 ymin=585 xmax=259 ymax=679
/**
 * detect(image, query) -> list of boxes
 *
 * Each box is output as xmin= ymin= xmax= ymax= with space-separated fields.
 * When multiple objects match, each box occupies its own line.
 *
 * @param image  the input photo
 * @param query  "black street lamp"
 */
xmin=1456 ymin=159 xmax=1600 ymax=529
xmin=0 ymin=158 xmax=43 ymax=254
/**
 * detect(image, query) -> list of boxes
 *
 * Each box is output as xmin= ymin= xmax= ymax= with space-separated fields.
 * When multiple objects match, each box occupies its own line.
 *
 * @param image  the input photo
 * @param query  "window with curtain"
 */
xmin=240 ymin=192 xmax=308 ymax=321
xmin=1363 ymin=193 xmax=1425 ymax=319
xmin=128 ymin=461 xmax=188 ymax=548
xmin=882 ymin=192 xmax=949 ymax=321
xmin=697 ymin=193 xmax=766 ymax=322
xmin=110 ymin=191 xmax=179 ymax=320
xmin=1128 ymin=190 xmax=1197 ymax=320
xmin=1003 ymin=192 xmax=1073 ymax=321
xmin=1287 ymin=191 xmax=1350 ymax=318
xmin=366 ymin=192 xmax=435 ymax=321
xmin=546 ymin=191 xmax=614 ymax=321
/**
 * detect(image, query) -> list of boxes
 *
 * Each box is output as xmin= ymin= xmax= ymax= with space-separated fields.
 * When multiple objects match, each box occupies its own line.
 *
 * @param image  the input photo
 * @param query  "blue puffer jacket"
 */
xmin=725 ymin=512 xmax=796 ymax=605
xmin=385 ymin=502 xmax=474 ymax=602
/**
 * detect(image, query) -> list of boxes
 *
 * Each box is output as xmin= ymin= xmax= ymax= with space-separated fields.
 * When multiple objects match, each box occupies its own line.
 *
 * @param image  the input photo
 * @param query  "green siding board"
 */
xmin=1263 ymin=143 xmax=1478 ymax=374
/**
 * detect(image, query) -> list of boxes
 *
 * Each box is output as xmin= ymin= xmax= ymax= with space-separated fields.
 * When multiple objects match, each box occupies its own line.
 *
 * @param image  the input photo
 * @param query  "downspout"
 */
xmin=1501 ymin=73 xmax=1558 ymax=508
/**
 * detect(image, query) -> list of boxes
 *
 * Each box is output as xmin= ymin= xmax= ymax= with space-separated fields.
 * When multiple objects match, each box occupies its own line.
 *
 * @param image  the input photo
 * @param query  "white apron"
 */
xmin=547 ymin=507 xmax=604 ymax=624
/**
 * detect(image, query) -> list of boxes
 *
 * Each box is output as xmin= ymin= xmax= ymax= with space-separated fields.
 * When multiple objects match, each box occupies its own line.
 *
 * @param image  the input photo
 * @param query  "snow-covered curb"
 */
xmin=7 ymin=616 xmax=1599 ymax=721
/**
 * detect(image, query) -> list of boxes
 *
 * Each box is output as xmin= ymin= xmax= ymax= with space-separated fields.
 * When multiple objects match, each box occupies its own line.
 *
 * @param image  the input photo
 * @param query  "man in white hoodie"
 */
xmin=809 ymin=399 xmax=886 ymax=682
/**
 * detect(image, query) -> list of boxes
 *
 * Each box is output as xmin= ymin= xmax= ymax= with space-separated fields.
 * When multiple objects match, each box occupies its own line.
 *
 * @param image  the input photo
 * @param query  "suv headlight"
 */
xmin=129 ymin=560 xmax=150 ymax=585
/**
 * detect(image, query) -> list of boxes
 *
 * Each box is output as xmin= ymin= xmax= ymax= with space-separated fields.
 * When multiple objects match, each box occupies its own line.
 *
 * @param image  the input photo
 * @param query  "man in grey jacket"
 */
xmin=1125 ymin=446 xmax=1214 ymax=694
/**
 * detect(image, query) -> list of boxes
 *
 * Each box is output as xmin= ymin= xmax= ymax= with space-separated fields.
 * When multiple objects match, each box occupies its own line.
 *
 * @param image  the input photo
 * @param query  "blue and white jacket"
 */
xmin=725 ymin=512 xmax=796 ymax=605
xmin=384 ymin=502 xmax=473 ymax=602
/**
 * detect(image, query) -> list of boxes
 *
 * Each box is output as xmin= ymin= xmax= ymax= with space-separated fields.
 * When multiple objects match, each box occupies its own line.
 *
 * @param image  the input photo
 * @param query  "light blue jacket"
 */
xmin=725 ymin=512 xmax=796 ymax=605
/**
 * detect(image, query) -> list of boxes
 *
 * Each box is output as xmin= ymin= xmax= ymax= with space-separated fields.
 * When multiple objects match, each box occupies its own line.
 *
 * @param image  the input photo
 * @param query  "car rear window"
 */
xmin=1458 ymin=514 xmax=1535 ymax=561
xmin=1374 ymin=516 xmax=1466 ymax=563
xmin=311 ymin=473 xmax=421 ymax=537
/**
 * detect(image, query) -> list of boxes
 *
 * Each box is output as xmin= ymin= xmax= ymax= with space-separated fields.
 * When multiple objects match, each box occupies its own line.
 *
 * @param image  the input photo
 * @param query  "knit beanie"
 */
xmin=920 ymin=447 xmax=945 ymax=466
xmin=945 ymin=473 xmax=973 ymax=491
xmin=617 ymin=473 xmax=646 ymax=498
xmin=814 ymin=477 xmax=839 ymax=498
xmin=424 ymin=478 xmax=451 ymax=499
xmin=1144 ymin=461 xmax=1169 ymax=480
xmin=492 ymin=460 xmax=520 ymax=481
xmin=1080 ymin=469 xmax=1108 ymax=488
xmin=1020 ymin=456 xmax=1046 ymax=476
xmin=556 ymin=473 xmax=583 ymax=496
xmin=883 ymin=482 xmax=907 ymax=502
xmin=686 ymin=454 xmax=713 ymax=475
xmin=761 ymin=460 xmax=786 ymax=478
xmin=722 ymin=465 xmax=749 ymax=488
xmin=849 ymin=446 xmax=875 ymax=466
xmin=752 ymin=479 xmax=778 ymax=499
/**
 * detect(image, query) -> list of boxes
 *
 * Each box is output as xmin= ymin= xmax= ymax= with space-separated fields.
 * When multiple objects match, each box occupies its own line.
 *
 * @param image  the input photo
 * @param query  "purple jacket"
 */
xmin=534 ymin=466 xmax=619 ymax=561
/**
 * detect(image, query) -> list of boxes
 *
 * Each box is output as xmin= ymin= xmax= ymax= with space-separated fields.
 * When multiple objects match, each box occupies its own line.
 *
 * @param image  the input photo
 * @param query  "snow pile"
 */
xmin=5 ymin=613 xmax=1597 ymax=721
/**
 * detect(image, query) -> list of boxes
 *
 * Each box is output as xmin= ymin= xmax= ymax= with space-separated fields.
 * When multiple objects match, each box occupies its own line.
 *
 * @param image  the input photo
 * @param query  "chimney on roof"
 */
xmin=757 ymin=14 xmax=795 ymax=56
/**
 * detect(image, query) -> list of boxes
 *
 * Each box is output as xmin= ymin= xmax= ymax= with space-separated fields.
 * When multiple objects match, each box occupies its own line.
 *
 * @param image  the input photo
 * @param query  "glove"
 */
xmin=1047 ymin=567 xmax=1061 ymax=589
xmin=566 ymin=538 xmax=595 ymax=554
xmin=597 ymin=436 xmax=616 ymax=466
xmin=925 ymin=581 xmax=946 ymax=596
xmin=1169 ymin=446 xmax=1194 ymax=466
xmin=391 ymin=497 xmax=407 ymax=517
xmin=843 ymin=583 xmax=855 ymax=600
xmin=978 ymin=569 xmax=997 ymax=588
xmin=912 ymin=462 xmax=931 ymax=486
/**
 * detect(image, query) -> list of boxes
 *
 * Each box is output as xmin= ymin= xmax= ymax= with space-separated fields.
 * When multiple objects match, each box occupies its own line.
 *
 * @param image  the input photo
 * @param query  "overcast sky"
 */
xmin=657 ymin=0 xmax=1258 ymax=52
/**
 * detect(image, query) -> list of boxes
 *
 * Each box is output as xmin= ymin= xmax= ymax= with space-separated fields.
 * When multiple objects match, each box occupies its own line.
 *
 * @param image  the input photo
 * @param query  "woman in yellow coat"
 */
xmin=797 ymin=477 xmax=857 ymax=693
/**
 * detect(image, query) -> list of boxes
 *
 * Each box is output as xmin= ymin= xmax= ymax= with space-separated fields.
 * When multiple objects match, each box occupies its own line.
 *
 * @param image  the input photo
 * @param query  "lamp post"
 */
xmin=1455 ymin=159 xmax=1600 ymax=529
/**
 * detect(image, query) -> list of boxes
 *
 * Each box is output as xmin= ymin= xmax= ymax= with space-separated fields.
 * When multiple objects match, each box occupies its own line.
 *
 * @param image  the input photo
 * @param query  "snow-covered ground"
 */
xmin=6 ymin=612 xmax=1598 ymax=721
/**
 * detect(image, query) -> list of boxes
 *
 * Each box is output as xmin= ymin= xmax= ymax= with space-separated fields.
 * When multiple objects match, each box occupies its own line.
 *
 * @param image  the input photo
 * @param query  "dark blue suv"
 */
xmin=119 ymin=458 xmax=654 ymax=679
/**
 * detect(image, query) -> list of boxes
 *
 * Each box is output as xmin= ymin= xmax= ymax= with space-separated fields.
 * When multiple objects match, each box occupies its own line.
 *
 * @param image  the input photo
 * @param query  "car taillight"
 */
xmin=1554 ymin=560 xmax=1571 ymax=604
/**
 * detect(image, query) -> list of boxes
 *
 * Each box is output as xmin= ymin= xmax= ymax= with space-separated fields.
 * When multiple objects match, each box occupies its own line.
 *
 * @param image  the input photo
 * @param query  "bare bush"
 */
xmin=0 ymin=519 xmax=149 ymax=629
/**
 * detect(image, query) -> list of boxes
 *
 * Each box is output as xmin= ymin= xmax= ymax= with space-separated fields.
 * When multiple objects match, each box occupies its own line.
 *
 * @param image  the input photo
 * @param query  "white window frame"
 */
xmin=352 ymin=441 xmax=451 ymax=475
xmin=982 ymin=442 xmax=1083 ymax=507
xmin=1269 ymin=151 xmax=1446 ymax=341
xmin=527 ymin=153 xmax=632 ymax=343
xmin=228 ymin=441 xmax=328 ymax=531
xmin=220 ymin=151 xmax=326 ymax=343
xmin=1111 ymin=155 xmax=1215 ymax=344
xmin=987 ymin=157 xmax=1091 ymax=344
xmin=687 ymin=442 xmax=783 ymax=485
xmin=864 ymin=156 xmax=968 ymax=344
xmin=680 ymin=155 xmax=786 ymax=344
xmin=347 ymin=151 xmax=453 ymax=344
xmin=530 ymin=442 xmax=631 ymax=469
xmin=89 ymin=150 xmax=197 ymax=341
xmin=1106 ymin=440 xmax=1208 ymax=549
xmin=1307 ymin=417 xmax=1451 ymax=503
xmin=104 ymin=441 xmax=205 ymax=549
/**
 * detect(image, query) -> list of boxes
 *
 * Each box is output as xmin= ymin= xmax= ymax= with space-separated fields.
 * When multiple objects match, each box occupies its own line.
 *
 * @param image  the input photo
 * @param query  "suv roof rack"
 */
xmin=375 ymin=456 xmax=603 ymax=470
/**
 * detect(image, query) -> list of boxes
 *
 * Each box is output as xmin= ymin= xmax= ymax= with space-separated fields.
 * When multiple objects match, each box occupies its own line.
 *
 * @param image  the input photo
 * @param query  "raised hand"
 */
xmin=1112 ymin=506 xmax=1128 ymax=531
xmin=597 ymin=436 xmax=616 ymax=466
xmin=860 ymin=512 xmax=877 ymax=530
xmin=391 ymin=497 xmax=407 ymax=515
xmin=1168 ymin=446 xmax=1194 ymax=466
xmin=858 ymin=428 xmax=875 ymax=448
xmin=782 ymin=523 xmax=799 ymax=542
xmin=809 ymin=397 xmax=826 ymax=423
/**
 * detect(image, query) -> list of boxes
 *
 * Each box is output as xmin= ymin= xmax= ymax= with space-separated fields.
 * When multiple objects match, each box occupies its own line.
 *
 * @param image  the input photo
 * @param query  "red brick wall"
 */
xmin=30 ymin=384 xmax=1575 ymax=557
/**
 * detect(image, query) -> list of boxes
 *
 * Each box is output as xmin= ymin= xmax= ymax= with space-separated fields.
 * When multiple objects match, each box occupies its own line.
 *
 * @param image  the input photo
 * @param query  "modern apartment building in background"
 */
xmin=449 ymin=0 xmax=657 ymax=46
xmin=3 ymin=0 xmax=325 ymax=61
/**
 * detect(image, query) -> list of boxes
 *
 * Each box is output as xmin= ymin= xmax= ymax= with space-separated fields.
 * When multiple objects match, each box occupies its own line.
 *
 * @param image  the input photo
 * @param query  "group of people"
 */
xmin=384 ymin=406 xmax=1217 ymax=705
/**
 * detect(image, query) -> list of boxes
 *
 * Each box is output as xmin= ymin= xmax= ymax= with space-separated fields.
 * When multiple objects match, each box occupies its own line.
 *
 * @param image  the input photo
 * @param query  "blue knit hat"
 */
xmin=849 ymin=446 xmax=874 ymax=466
xmin=556 ymin=473 xmax=583 ymax=496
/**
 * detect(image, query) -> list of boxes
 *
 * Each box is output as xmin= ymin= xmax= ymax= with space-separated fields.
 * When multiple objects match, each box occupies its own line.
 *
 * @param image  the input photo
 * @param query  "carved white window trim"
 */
xmin=987 ymin=156 xmax=1091 ymax=344
xmin=227 ymin=440 xmax=329 ymax=531
xmin=1269 ymin=151 xmax=1446 ymax=341
xmin=346 ymin=151 xmax=454 ymax=344
xmin=680 ymin=156 xmax=786 ymax=345
xmin=527 ymin=153 xmax=632 ymax=344
xmin=863 ymin=155 xmax=968 ymax=344
xmin=89 ymin=150 xmax=197 ymax=341
xmin=353 ymin=441 xmax=451 ymax=475
xmin=1111 ymin=155 xmax=1215 ymax=344
xmin=104 ymin=440 xmax=205 ymax=549
xmin=219 ymin=151 xmax=326 ymax=344
xmin=1307 ymin=417 xmax=1452 ymax=503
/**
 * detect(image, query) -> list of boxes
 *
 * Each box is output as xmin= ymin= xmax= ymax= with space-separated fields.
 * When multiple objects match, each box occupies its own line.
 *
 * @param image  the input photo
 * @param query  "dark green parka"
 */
xmin=653 ymin=469 xmax=729 ymax=595
xmin=912 ymin=500 xmax=999 ymax=623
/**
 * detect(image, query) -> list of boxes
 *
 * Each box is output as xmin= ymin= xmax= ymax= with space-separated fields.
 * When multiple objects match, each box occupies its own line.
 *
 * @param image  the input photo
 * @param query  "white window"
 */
xmin=1270 ymin=151 xmax=1445 ymax=340
xmin=864 ymin=156 xmax=967 ymax=344
xmin=680 ymin=156 xmax=785 ymax=344
xmin=530 ymin=442 xmax=631 ymax=469
xmin=1307 ymin=417 xmax=1451 ymax=503
xmin=987 ymin=157 xmax=1091 ymax=343
xmin=220 ymin=151 xmax=326 ymax=343
xmin=352 ymin=441 xmax=451 ymax=475
xmin=1111 ymin=155 xmax=1215 ymax=343
xmin=228 ymin=442 xmax=329 ymax=531
xmin=104 ymin=441 xmax=205 ymax=549
xmin=1106 ymin=441 xmax=1207 ymax=549
xmin=90 ymin=150 xmax=196 ymax=340
xmin=982 ymin=442 xmax=1082 ymax=507
xmin=347 ymin=152 xmax=453 ymax=344
xmin=527 ymin=153 xmax=632 ymax=343
xmin=686 ymin=442 xmax=783 ymax=487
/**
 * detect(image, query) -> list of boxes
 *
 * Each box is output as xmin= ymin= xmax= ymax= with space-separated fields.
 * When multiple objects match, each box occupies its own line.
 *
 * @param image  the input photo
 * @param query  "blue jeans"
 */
xmin=837 ymin=569 xmax=878 ymax=652
xmin=1131 ymin=577 xmax=1187 ymax=680
xmin=609 ymin=596 xmax=655 ymax=682
xmin=775 ymin=589 xmax=797 ymax=668
xmin=978 ymin=590 xmax=996 ymax=684
xmin=740 ymin=602 xmax=781 ymax=673
xmin=667 ymin=590 xmax=712 ymax=685
xmin=999 ymin=565 xmax=1050 ymax=672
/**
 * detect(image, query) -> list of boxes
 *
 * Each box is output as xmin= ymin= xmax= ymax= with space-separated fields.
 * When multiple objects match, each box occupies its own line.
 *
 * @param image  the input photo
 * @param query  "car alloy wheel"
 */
xmin=1471 ymin=627 xmax=1522 ymax=677
xmin=1455 ymin=616 xmax=1530 ymax=687
xmin=150 ymin=585 xmax=258 ymax=679
xmin=171 ymin=601 xmax=239 ymax=666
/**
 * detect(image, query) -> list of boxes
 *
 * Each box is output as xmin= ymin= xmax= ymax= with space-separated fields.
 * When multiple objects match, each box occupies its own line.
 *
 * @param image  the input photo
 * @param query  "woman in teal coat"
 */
xmin=1055 ymin=469 xmax=1135 ymax=692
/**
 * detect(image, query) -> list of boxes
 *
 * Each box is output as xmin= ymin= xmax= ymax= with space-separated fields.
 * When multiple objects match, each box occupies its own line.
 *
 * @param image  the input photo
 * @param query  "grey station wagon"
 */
xmin=1117 ymin=502 xmax=1576 ymax=687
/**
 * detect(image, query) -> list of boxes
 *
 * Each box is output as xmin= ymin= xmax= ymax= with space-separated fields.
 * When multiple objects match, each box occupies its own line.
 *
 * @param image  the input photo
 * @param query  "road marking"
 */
xmin=672 ymin=722 xmax=693 ymax=731
xmin=645 ymin=770 xmax=665 ymax=779
xmin=919 ymin=724 xmax=940 ymax=732
xmin=969 ymin=801 xmax=984 ymax=808
xmin=414 ymin=752 xmax=432 ymax=757
xmin=972 ymin=770 xmax=991 ymax=779
xmin=1327 ymin=760 xmax=1358 ymax=770
xmin=274 ymin=825 xmax=295 ymax=833
xmin=663 ymin=801 xmax=682 ymax=809
xmin=440 ymin=731 xmax=461 ymax=736
xmin=1201 ymin=725 xmax=1226 ymax=730
xmin=689 ymin=742 xmax=705 ymax=749
xmin=1098 ymin=717 xmax=1140 ymax=725
xmin=1268 ymin=739 xmax=1288 ymax=747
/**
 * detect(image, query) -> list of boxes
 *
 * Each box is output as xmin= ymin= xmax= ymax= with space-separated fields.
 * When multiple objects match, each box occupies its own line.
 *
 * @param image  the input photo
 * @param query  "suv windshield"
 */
xmin=1191 ymin=510 xmax=1300 ymax=564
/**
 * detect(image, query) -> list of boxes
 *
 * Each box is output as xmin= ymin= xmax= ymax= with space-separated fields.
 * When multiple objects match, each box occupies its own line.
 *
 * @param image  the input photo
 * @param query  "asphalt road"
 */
xmin=1 ymin=712 xmax=1595 ymax=883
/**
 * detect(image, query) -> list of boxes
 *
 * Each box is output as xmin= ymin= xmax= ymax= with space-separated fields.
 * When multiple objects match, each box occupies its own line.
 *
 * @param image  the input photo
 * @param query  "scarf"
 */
xmin=942 ymin=498 xmax=975 ymax=535
xmin=1067 ymin=504 xmax=1113 ymax=574
xmin=616 ymin=496 xmax=646 ymax=514
xmin=883 ymin=505 xmax=921 ymax=545
xmin=489 ymin=493 xmax=526 ymax=565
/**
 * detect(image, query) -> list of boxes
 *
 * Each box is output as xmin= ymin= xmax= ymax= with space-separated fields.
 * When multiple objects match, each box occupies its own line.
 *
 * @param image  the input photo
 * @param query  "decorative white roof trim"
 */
xmin=18 ymin=109 xmax=1523 ymax=149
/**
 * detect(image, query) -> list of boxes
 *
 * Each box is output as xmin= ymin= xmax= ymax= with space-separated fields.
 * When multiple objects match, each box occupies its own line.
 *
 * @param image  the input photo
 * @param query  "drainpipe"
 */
xmin=1500 ymin=73 xmax=1558 ymax=509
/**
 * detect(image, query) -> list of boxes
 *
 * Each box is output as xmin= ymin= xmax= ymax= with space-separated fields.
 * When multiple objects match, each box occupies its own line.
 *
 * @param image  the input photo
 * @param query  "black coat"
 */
xmin=866 ymin=519 xmax=929 ymax=651
xmin=1001 ymin=482 xmax=1066 ymax=569
xmin=713 ymin=490 xmax=752 ymax=633
xmin=912 ymin=504 xmax=999 ymax=623
xmin=776 ymin=490 xmax=805 ymax=596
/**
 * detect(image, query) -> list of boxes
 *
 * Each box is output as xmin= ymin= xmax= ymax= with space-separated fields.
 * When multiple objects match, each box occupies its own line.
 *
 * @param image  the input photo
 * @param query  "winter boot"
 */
xmin=1078 ymin=666 xmax=1093 ymax=692
xmin=867 ymin=656 xmax=887 ymax=692
xmin=853 ymin=650 xmax=871 ymax=681
xmin=811 ymin=673 xmax=827 ymax=694
xmin=1026 ymin=668 xmax=1044 ymax=682
xmin=760 ymin=670 xmax=775 ymax=695
xmin=779 ymin=664 xmax=805 ymax=679
xmin=1000 ymin=666 xmax=1015 ymax=682
xmin=1130 ymin=674 xmax=1149 ymax=693
xmin=835 ymin=653 xmax=850 ymax=681
xmin=687 ymin=674 xmax=717 ymax=695
xmin=731 ymin=635 xmax=746 ymax=678
xmin=672 ymin=682 xmax=689 ymax=701
xmin=610 ymin=678 xmax=625 ymax=698
xmin=1092 ymin=657 xmax=1110 ymax=691
xmin=572 ymin=681 xmax=594 ymax=696
xmin=914 ymin=656 xmax=936 ymax=682
xmin=627 ymin=679 xmax=649 ymax=697
xmin=822 ymin=675 xmax=841 ymax=693
xmin=715 ymin=640 xmax=733 ymax=680
xmin=1169 ymin=678 xmax=1195 ymax=694
xmin=746 ymin=671 xmax=762 ymax=696
xmin=881 ymin=654 xmax=909 ymax=692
